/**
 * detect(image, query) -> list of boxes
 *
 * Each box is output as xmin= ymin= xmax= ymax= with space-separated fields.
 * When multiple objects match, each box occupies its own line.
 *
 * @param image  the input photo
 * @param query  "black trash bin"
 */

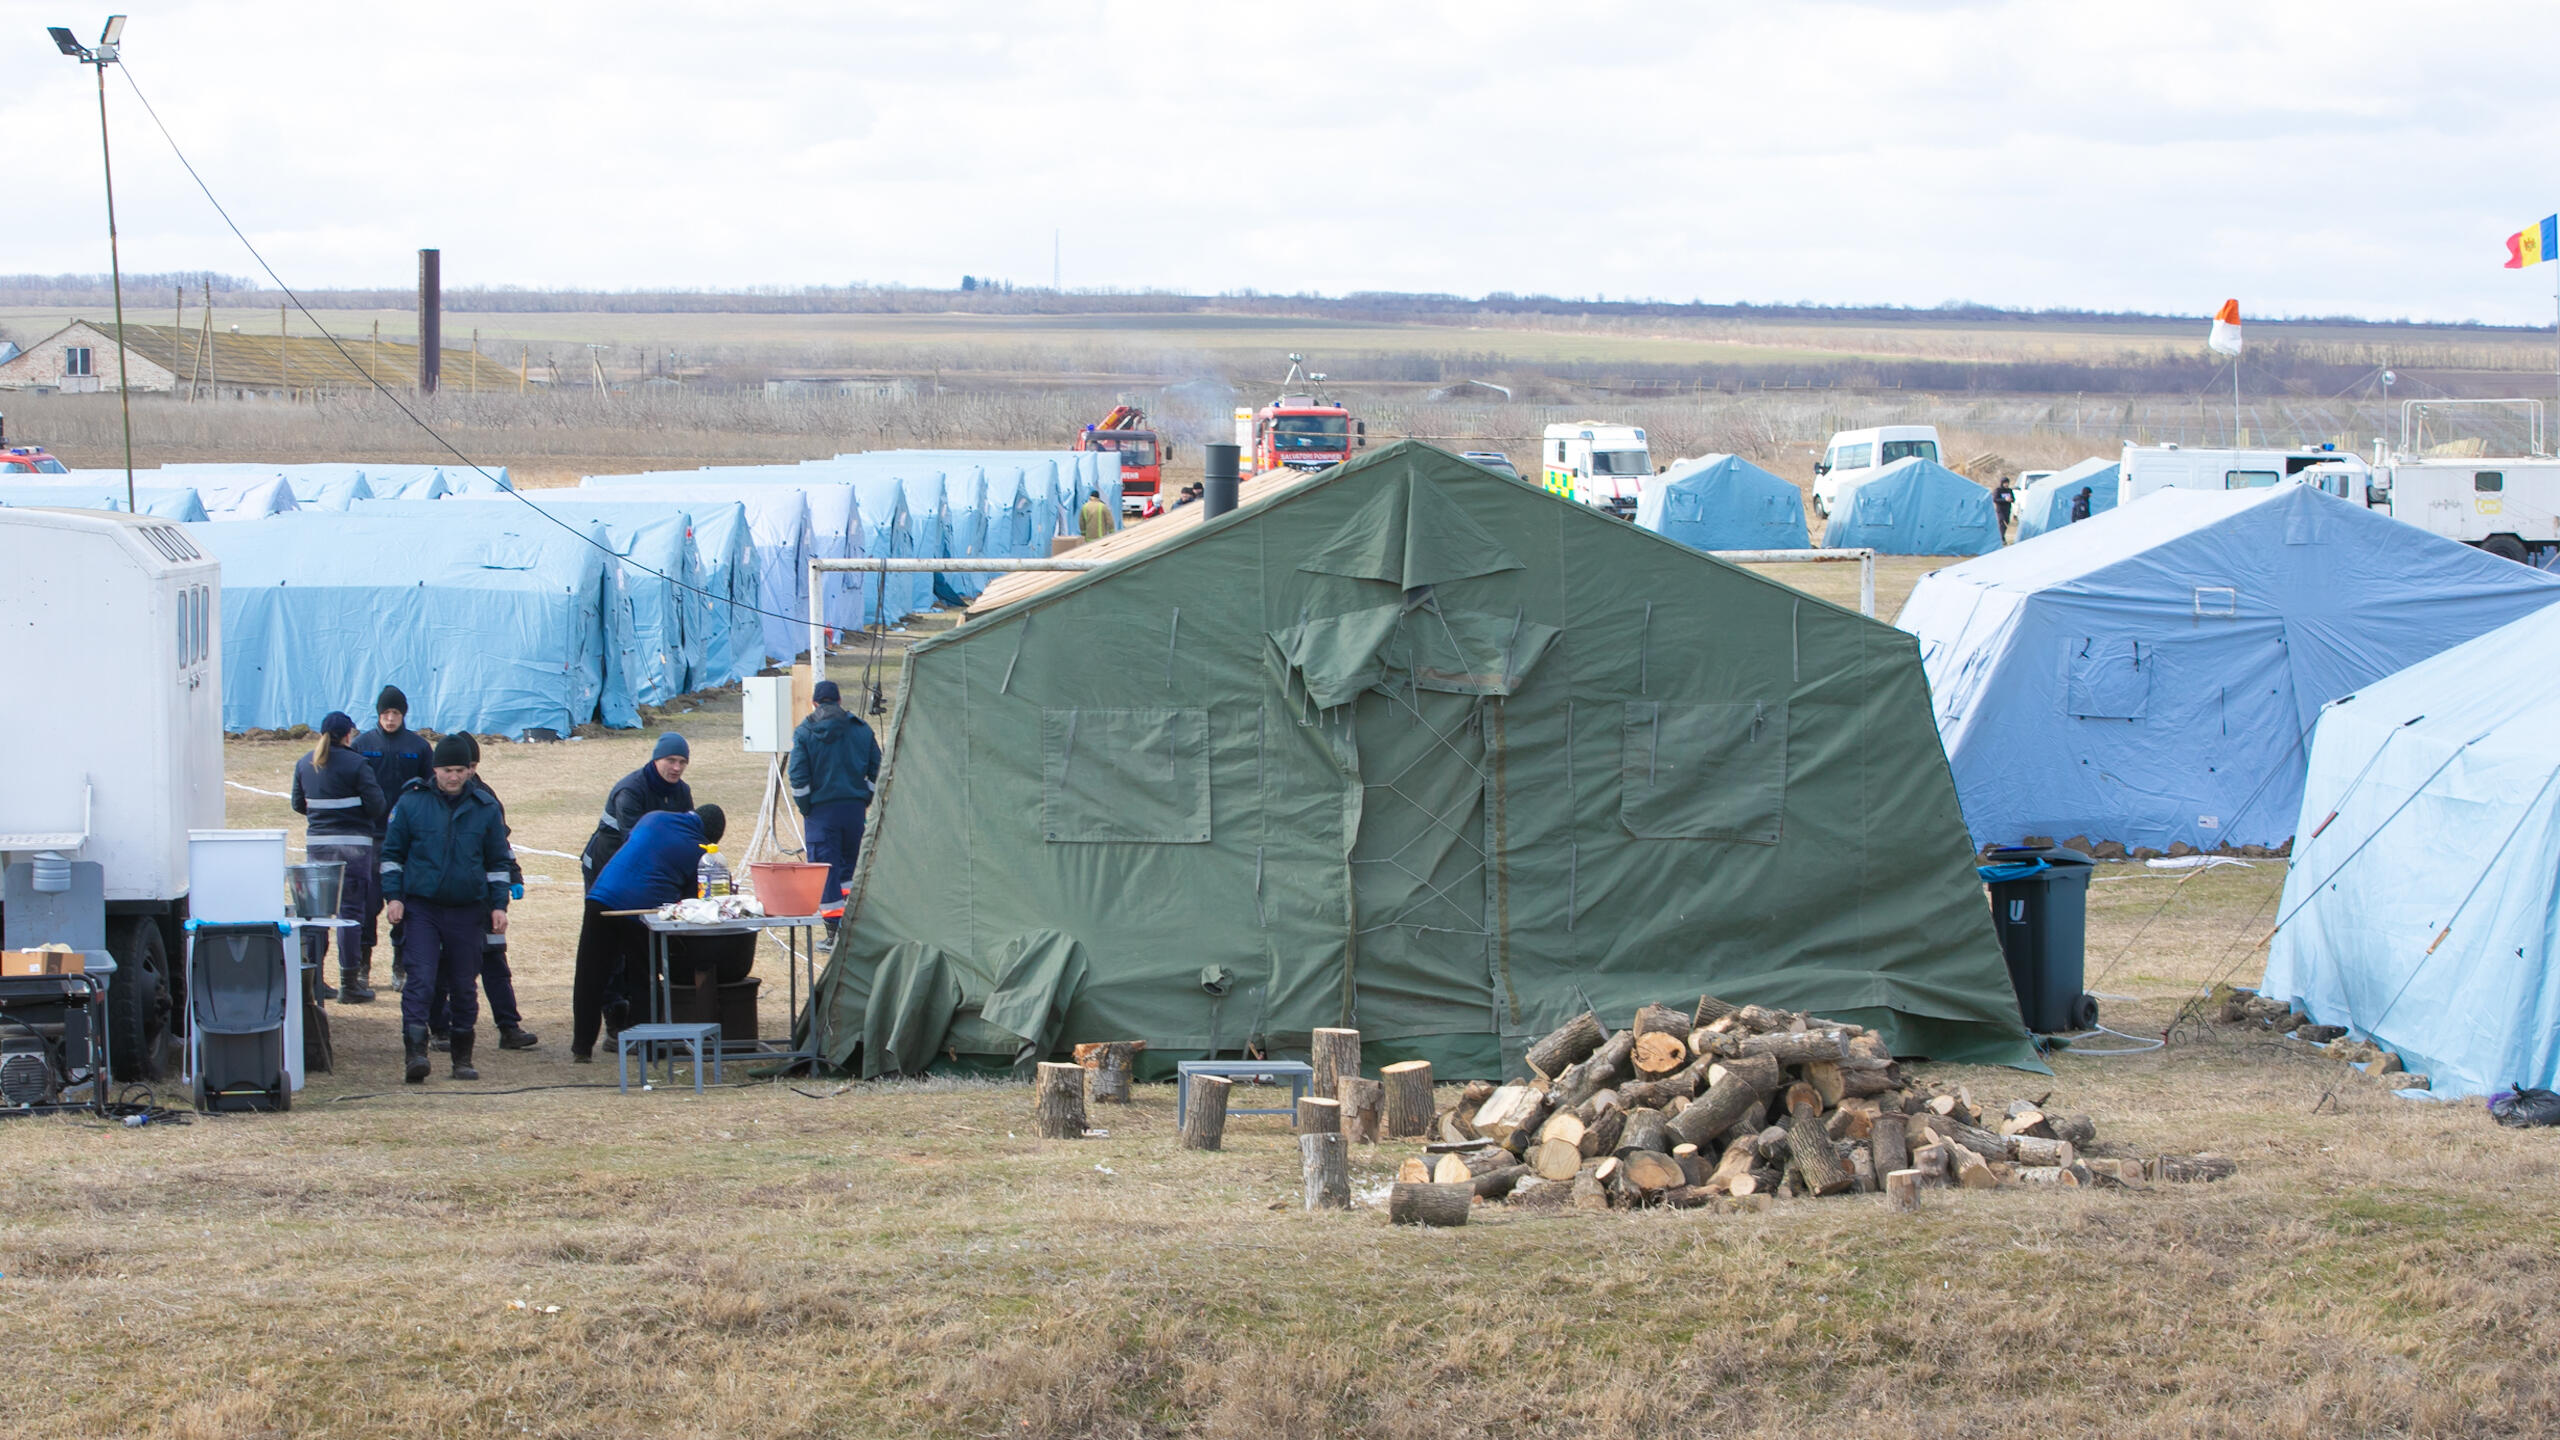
xmin=1980 ymin=846 xmax=2098 ymax=1034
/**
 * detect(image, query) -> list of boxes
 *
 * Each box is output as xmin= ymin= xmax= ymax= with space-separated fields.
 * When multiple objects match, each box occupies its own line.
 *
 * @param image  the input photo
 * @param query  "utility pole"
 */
xmin=51 ymin=18 xmax=135 ymax=510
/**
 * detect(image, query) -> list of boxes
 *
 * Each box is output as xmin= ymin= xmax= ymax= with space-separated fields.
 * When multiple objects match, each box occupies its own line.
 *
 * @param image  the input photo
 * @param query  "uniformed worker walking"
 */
xmin=289 ymin=711 xmax=386 ymax=1002
xmin=355 ymin=686 xmax=436 ymax=987
xmin=789 ymin=679 xmax=881 ymax=930
xmin=1078 ymin=490 xmax=1112 ymax=541
xmin=425 ymin=733 xmax=538 ymax=1052
xmin=380 ymin=734 xmax=513 ymax=1084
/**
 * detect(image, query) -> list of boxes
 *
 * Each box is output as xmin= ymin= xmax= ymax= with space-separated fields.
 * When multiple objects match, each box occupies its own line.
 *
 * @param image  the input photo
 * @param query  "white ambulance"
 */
xmin=1540 ymin=422 xmax=1653 ymax=517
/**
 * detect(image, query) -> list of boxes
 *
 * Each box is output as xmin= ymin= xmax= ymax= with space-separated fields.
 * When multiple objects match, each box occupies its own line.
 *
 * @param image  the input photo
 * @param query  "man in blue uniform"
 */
xmin=380 ymin=734 xmax=512 ymax=1084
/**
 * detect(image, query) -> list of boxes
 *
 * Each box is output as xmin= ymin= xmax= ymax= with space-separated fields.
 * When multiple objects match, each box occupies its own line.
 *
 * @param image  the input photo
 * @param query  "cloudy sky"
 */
xmin=2 ymin=0 xmax=2553 ymax=323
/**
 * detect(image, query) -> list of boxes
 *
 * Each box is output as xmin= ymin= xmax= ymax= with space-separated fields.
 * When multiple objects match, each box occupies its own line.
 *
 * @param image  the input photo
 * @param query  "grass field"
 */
xmin=4 ymin=576 xmax=2555 ymax=1437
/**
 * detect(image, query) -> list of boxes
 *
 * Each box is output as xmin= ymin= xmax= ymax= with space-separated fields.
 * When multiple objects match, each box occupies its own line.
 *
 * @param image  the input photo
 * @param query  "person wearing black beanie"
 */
xmin=291 ymin=709 xmax=387 ymax=1002
xmin=353 ymin=686 xmax=435 ymax=993
xmin=579 ymin=732 xmax=695 ymax=884
xmin=380 ymin=732 xmax=512 ymax=1083
xmin=424 ymin=733 xmax=540 ymax=1053
xmin=789 ymin=679 xmax=880 ymax=933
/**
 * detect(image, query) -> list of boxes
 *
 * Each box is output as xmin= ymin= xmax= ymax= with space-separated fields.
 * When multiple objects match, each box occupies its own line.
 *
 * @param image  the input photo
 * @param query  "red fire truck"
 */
xmin=1241 ymin=355 xmax=1364 ymax=476
xmin=1075 ymin=406 xmax=1168 ymax=514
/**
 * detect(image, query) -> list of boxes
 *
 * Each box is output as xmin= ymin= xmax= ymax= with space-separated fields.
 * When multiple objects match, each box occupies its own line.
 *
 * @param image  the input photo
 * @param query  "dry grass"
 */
xmin=4 ymin=623 xmax=2557 ymax=1437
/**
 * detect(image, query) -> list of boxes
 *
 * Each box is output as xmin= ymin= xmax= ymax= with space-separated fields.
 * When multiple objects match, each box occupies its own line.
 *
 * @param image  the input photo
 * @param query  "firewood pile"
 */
xmin=1383 ymin=997 xmax=2233 ymax=1220
xmin=2214 ymin=985 xmax=2428 ymax=1091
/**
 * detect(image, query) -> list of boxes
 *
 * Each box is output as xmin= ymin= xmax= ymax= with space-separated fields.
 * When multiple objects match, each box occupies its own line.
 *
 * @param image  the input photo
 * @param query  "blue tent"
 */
xmin=2014 ymin=458 xmax=2119 ymax=541
xmin=449 ymin=493 xmax=757 ymax=687
xmin=833 ymin=450 xmax=1120 ymax=522
xmin=188 ymin=514 xmax=631 ymax=737
xmin=287 ymin=474 xmax=374 ymax=510
xmin=576 ymin=478 xmax=812 ymax=663
xmin=1634 ymin=454 xmax=1809 ymax=550
xmin=629 ymin=468 xmax=867 ymax=631
xmin=2262 ymin=599 xmax=2560 ymax=1097
xmin=1899 ymin=486 xmax=2560 ymax=851
xmin=0 ymin=482 xmax=208 ymax=521
xmin=1822 ymin=458 xmax=2000 ymax=555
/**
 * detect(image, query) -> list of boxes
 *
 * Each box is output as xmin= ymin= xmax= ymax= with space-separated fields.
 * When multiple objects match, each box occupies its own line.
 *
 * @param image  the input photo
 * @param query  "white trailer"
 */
xmin=1541 ymin=421 xmax=1653 ymax=517
xmin=2117 ymin=442 xmax=2370 ymax=504
xmin=0 ymin=507 xmax=224 ymax=1077
xmin=2368 ymin=458 xmax=2560 ymax=564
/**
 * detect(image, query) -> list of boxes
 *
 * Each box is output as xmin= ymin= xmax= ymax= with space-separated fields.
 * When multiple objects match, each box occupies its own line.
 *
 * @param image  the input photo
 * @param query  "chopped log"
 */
xmin=1424 ymin=1138 xmax=1502 ymax=1154
xmin=1728 ymin=1172 xmax=1760 ymax=1197
xmin=1387 ymin=1181 xmax=1470 ymax=1226
xmin=1497 ymin=1091 xmax=1557 ymax=1158
xmin=1179 ymin=1074 xmax=1232 ymax=1151
xmin=2010 ymin=1136 xmax=2077 ymax=1169
xmin=1456 ymin=1079 xmax=1497 ymax=1119
xmin=1705 ymin=1137 xmax=1758 ymax=1193
xmin=1571 ymin=1172 xmax=1610 ymax=1211
xmin=1300 ymin=1132 xmax=1351 ymax=1210
xmin=1617 ymin=1062 xmax=1705 ymax=1110
xmin=1753 ymin=1126 xmax=1794 ymax=1164
xmin=1871 ymin=1112 xmax=1910 ymax=1179
xmin=1849 ymin=1144 xmax=1876 ymax=1193
xmin=1910 ymin=1142 xmax=1952 ymax=1186
xmin=1805 ymin=1060 xmax=1847 ymax=1109
xmin=1524 ymin=1010 xmax=1606 ymax=1078
xmin=1835 ymin=1098 xmax=1880 ymax=1142
xmin=1033 ymin=1062 xmax=1088 ymax=1140
xmin=1846 ymin=1030 xmax=1893 ymax=1063
xmin=1884 ymin=1168 xmax=1922 ymax=1213
xmin=1631 ymin=1031 xmax=1692 ymax=1080
xmin=1664 ymin=1059 xmax=1780 ymax=1150
xmin=2150 ymin=1154 xmax=2238 ymax=1183
xmin=1925 ymin=1093 xmax=1961 ymax=1118
xmin=1787 ymin=1111 xmax=1854 ymax=1196
xmin=1731 ymin=1004 xmax=1788 ymax=1033
xmin=1436 ymin=1110 xmax=1480 ymax=1144
xmin=1632 ymin=1002 xmax=1691 ymax=1039
xmin=1661 ymin=1094 xmax=1688 ymax=1121
xmin=1840 ymin=1066 xmax=1901 ymax=1099
xmin=1431 ymin=1153 xmax=1472 ymax=1186
xmin=1619 ymin=1107 xmax=1670 ymax=1156
xmin=1087 ymin=1041 xmax=1136 ymax=1104
xmin=1296 ymin=1095 xmax=1343 ymax=1136
xmin=1693 ymin=993 xmax=1738 ymax=1027
xmin=2049 ymin=1114 xmax=2097 ymax=1148
xmin=1677 ymin=1152 xmax=1707 ymax=1186
xmin=1920 ymin=1114 xmax=2017 ymax=1163
xmin=1580 ymin=1108 xmax=1625 ymax=1158
xmin=1784 ymin=1081 xmax=1822 ymax=1120
xmin=1532 ymin=1139 xmax=1585 ymax=1182
xmin=1824 ymin=1107 xmax=1856 ymax=1141
xmin=1733 ymin=1030 xmax=1848 ymax=1065
xmin=2013 ymin=1165 xmax=2080 ymax=1186
xmin=1382 ymin=1060 xmax=1436 ymax=1139
xmin=1999 ymin=1110 xmax=2057 ymax=1140
xmin=1730 ymin=1191 xmax=1775 ymax=1214
xmin=1553 ymin=1030 xmax=1637 ymax=1109
xmin=1621 ymin=1149 xmax=1687 ymax=1195
xmin=1688 ymin=1026 xmax=1738 ymax=1059
xmin=1733 ymin=1098 xmax=1769 ymax=1139
xmin=1672 ymin=1141 xmax=1699 ymax=1158
xmin=1469 ymin=1084 xmax=1542 ymax=1140
xmin=2082 ymin=1158 xmax=2147 ymax=1189
xmin=1470 ymin=1165 xmax=1531 ymax=1201
xmin=1536 ymin=1110 xmax=1587 ymax=1150
xmin=1456 ymin=1147 xmax=1516 ymax=1179
xmin=1951 ymin=1145 xmax=1997 ymax=1190
xmin=1706 ymin=1053 xmax=1784 ymax=1094
xmin=1573 ymin=1087 xmax=1623 ymax=1122
xmin=1343 ymin=1078 xmax=1385 ymax=1145
xmin=1877 ymin=1090 xmax=1905 ymax=1115
xmin=1309 ymin=1027 xmax=1363 ymax=1101
xmin=1396 ymin=1157 xmax=1432 ymax=1184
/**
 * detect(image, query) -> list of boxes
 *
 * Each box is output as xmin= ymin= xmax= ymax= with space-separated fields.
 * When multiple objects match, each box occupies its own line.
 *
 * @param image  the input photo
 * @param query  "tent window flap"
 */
xmin=1042 ymin=707 xmax=1212 ymax=843
xmin=2064 ymin=639 xmax=2149 ymax=719
xmin=1619 ymin=700 xmax=1788 ymax=843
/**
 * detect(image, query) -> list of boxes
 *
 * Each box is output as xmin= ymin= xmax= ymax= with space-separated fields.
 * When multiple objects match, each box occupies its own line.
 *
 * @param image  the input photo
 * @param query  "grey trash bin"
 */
xmin=1980 ymin=846 xmax=2098 ymax=1034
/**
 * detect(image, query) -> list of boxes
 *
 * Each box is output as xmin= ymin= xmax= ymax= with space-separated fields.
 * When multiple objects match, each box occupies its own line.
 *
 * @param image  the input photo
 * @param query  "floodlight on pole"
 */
xmin=49 ymin=14 xmax=136 ymax=513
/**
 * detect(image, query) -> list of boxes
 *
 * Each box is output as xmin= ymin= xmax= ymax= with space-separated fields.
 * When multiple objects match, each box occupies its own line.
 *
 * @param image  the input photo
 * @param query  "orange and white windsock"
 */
xmin=2207 ymin=299 xmax=2242 ymax=356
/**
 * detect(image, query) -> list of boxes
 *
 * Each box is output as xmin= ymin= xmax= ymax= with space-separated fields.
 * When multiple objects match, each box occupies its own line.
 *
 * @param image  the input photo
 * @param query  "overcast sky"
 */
xmin=2 ymin=1 xmax=2553 ymax=324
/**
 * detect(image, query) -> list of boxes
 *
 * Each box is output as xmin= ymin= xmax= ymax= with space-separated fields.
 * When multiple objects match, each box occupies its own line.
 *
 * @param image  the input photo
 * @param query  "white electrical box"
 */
xmin=742 ymin=676 xmax=794 ymax=753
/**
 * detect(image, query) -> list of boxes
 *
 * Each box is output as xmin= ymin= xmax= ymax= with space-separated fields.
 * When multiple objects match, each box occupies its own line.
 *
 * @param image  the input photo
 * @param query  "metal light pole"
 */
xmin=49 ymin=16 xmax=134 ymax=513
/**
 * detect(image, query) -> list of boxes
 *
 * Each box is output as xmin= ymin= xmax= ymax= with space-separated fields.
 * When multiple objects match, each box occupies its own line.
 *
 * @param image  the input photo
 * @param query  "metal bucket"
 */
xmin=285 ymin=861 xmax=345 ymax=920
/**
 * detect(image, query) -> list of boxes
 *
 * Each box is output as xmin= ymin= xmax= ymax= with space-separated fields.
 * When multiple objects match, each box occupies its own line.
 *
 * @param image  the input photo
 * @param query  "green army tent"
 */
xmin=809 ymin=441 xmax=2033 ymax=1078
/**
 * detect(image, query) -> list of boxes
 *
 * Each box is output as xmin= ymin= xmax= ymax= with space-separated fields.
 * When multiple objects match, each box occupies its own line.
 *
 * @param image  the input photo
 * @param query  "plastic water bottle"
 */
xmin=696 ymin=845 xmax=731 ymax=899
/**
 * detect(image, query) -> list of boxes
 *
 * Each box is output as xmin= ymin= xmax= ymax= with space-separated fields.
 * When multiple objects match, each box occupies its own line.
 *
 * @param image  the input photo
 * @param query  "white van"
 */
xmin=1813 ymin=425 xmax=1940 ymax=516
xmin=2117 ymin=443 xmax=2369 ymax=505
xmin=1541 ymin=422 xmax=1653 ymax=517
xmin=2368 ymin=458 xmax=2560 ymax=564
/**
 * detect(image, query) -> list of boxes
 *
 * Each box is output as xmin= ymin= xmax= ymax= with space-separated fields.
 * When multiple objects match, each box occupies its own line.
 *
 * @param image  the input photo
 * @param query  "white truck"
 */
xmin=2366 ymin=459 xmax=2560 ymax=564
xmin=1541 ymin=422 xmax=1653 ymax=517
xmin=0 ymin=507 xmax=225 ymax=1079
xmin=1812 ymin=425 xmax=1941 ymax=517
xmin=2116 ymin=442 xmax=2370 ymax=505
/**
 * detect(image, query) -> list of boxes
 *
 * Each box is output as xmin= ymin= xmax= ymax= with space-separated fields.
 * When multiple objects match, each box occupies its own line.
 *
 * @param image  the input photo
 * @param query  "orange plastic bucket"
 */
xmin=746 ymin=861 xmax=830 ymax=917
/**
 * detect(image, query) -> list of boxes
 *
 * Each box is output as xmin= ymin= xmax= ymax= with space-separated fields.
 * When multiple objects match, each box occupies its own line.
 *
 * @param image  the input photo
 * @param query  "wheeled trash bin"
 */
xmin=1979 ymin=845 xmax=2097 ymax=1034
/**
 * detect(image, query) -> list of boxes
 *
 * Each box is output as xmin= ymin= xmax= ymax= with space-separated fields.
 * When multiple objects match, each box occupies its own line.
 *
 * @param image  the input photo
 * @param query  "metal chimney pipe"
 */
xmin=417 ymin=248 xmax=441 ymax=395
xmin=1202 ymin=443 xmax=1240 ymax=519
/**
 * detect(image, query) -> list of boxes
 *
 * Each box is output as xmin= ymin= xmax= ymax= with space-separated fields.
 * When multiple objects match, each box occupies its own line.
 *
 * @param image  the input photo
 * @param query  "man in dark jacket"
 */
xmin=1992 ymin=477 xmax=2016 ymax=537
xmin=290 ymin=711 xmax=387 ymax=1002
xmin=381 ymin=734 xmax=513 ymax=1084
xmin=572 ymin=804 xmax=726 ymax=1062
xmin=788 ymin=680 xmax=881 ymax=922
xmin=2069 ymin=486 xmax=2094 ymax=523
xmin=580 ymin=732 xmax=694 ymax=884
xmin=426 ymin=733 xmax=538 ymax=1052
xmin=355 ymin=685 xmax=436 ymax=985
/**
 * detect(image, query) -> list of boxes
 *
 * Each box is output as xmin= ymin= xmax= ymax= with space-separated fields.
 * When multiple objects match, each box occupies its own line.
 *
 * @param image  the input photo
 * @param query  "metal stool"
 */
xmin=615 ymin=1022 xmax=721 ymax=1094
xmin=1176 ymin=1059 xmax=1316 ymax=1126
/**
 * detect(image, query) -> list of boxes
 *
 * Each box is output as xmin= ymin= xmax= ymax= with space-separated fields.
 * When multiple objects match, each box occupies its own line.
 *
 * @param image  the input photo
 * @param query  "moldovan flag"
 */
xmin=2505 ymin=215 xmax=2558 ymax=268
xmin=2207 ymin=299 xmax=2242 ymax=356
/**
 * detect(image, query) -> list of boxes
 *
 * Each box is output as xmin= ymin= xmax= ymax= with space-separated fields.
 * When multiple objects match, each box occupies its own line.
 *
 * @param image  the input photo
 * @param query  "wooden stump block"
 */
xmin=1525 ymin=1010 xmax=1605 ymax=1078
xmin=1579 ymin=1108 xmax=1624 ymax=1158
xmin=1884 ymin=1168 xmax=1922 ymax=1213
xmin=1087 ymin=1041 xmax=1135 ymax=1105
xmin=1300 ymin=1132 xmax=1350 ymax=1211
xmin=1531 ymin=1138 xmax=1585 ymax=1181
xmin=1296 ymin=1095 xmax=1342 ymax=1136
xmin=1469 ymin=1084 xmax=1542 ymax=1140
xmin=1621 ymin=1149 xmax=1686 ymax=1196
xmin=1786 ymin=1110 xmax=1854 ymax=1196
xmin=1310 ymin=1027 xmax=1362 ymax=1101
xmin=1343 ymin=1077 xmax=1385 ymax=1144
xmin=1871 ymin=1111 xmax=1910 ymax=1180
xmin=1381 ymin=1060 xmax=1435 ymax=1138
xmin=1179 ymin=1073 xmax=1231 ymax=1150
xmin=1619 ymin=1107 xmax=1670 ymax=1157
xmin=1388 ymin=1181 xmax=1471 ymax=1226
xmin=1033 ymin=1061 xmax=1088 ymax=1140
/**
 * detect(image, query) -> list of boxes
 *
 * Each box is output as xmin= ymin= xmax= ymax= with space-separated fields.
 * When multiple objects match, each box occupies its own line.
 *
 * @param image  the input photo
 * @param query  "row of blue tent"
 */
xmin=0 ymin=451 xmax=1124 ymax=740
xmin=1632 ymin=453 xmax=2023 ymax=557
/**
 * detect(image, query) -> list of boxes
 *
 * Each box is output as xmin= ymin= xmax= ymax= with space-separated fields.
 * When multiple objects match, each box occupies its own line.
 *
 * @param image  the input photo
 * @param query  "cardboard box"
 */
xmin=1 ymin=945 xmax=83 ymax=977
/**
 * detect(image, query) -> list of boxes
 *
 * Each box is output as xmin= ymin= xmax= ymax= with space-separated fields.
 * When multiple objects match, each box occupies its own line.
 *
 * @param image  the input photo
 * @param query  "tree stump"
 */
xmin=1295 ymin=1095 xmax=1342 ymax=1136
xmin=1381 ymin=1060 xmax=1435 ymax=1138
xmin=1310 ymin=1027 xmax=1362 ymax=1100
xmin=1524 ymin=1010 xmax=1604 ymax=1078
xmin=1180 ymin=1073 xmax=1231 ymax=1150
xmin=1343 ymin=1077 xmax=1385 ymax=1144
xmin=1884 ymin=1168 xmax=1922 ymax=1213
xmin=1087 ymin=1041 xmax=1135 ymax=1105
xmin=1388 ymin=1181 xmax=1471 ymax=1226
xmin=1300 ymin=1132 xmax=1350 ymax=1211
xmin=1033 ymin=1062 xmax=1088 ymax=1140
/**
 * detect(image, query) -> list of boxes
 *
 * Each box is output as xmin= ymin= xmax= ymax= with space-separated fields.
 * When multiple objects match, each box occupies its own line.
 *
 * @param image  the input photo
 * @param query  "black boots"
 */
xmin=403 ymin=1025 xmax=431 ymax=1084
xmin=339 ymin=963 xmax=376 ymax=1004
xmin=498 ymin=1025 xmax=539 ymax=1050
xmin=449 ymin=1030 xmax=479 ymax=1081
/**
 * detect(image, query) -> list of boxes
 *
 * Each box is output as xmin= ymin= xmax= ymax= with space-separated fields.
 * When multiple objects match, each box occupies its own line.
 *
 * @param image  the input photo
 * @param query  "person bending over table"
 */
xmin=570 ymin=802 xmax=728 ymax=1062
